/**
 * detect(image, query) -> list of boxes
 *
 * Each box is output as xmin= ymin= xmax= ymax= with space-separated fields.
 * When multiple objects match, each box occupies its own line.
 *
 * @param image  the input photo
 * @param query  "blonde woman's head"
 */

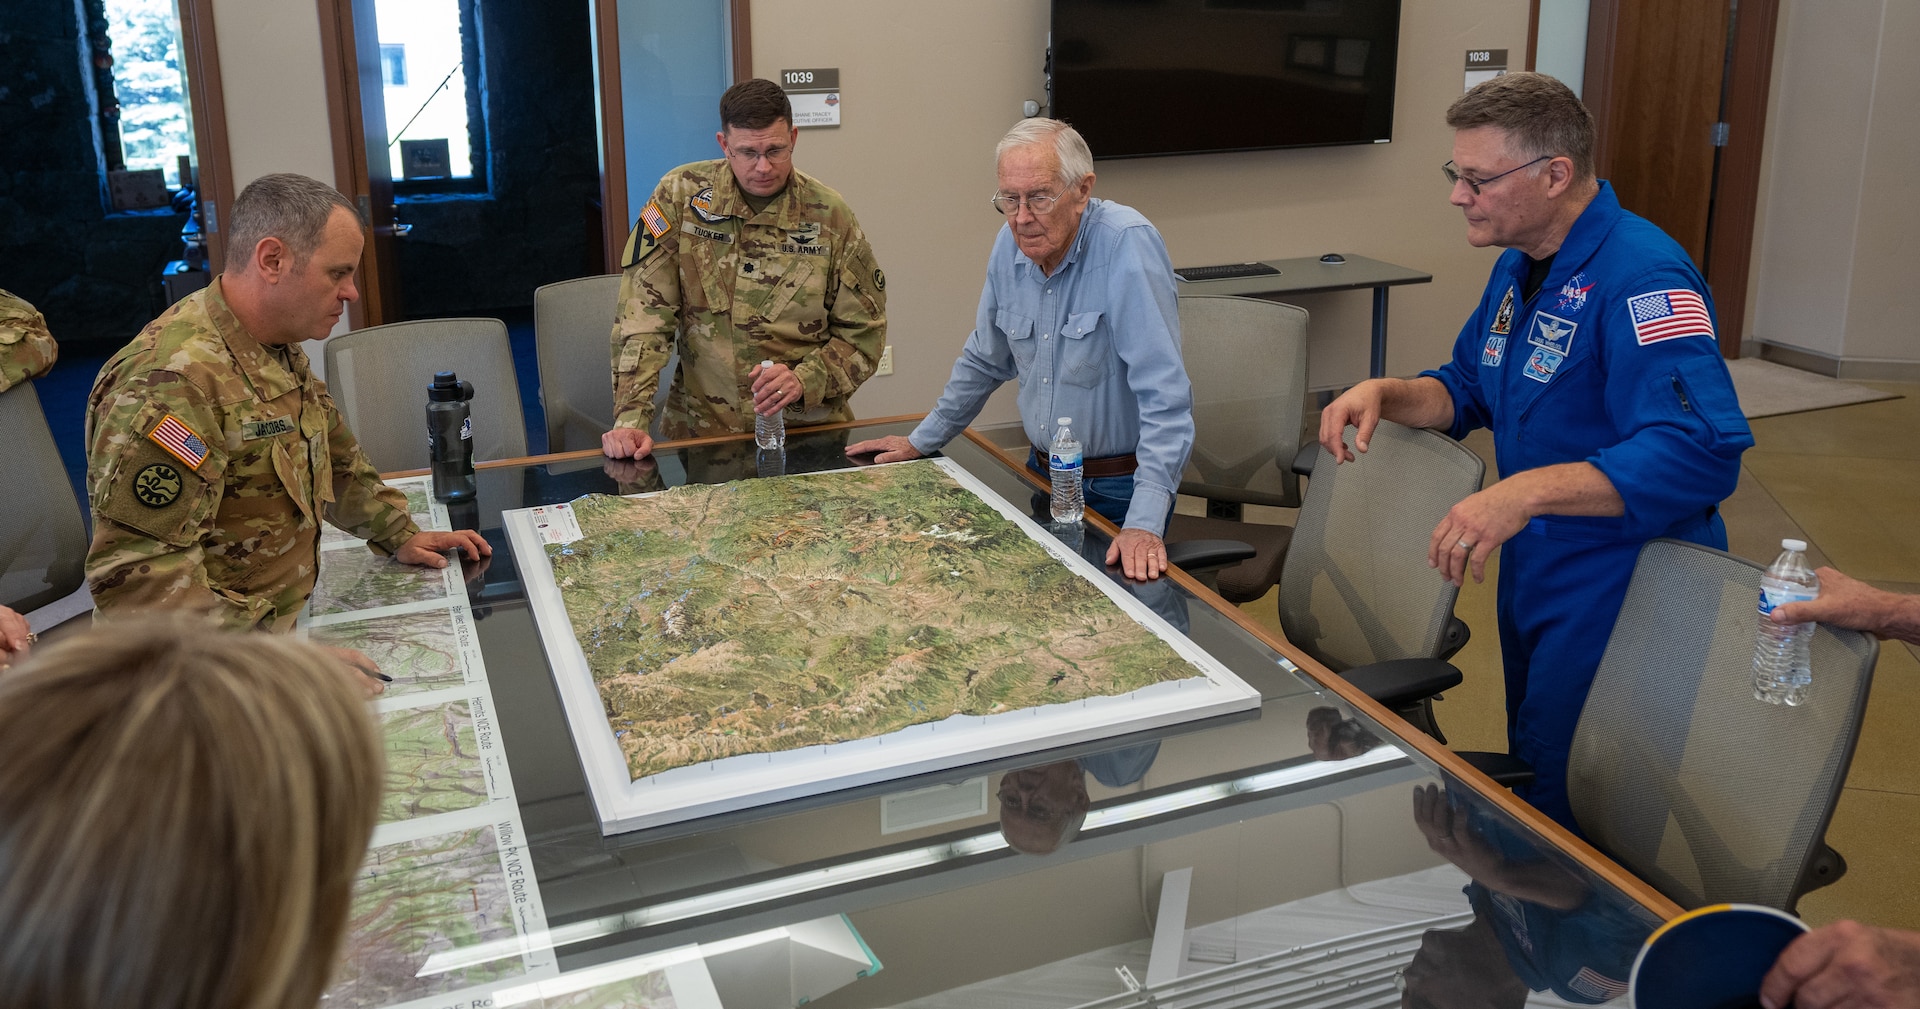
xmin=0 ymin=618 xmax=383 ymax=1009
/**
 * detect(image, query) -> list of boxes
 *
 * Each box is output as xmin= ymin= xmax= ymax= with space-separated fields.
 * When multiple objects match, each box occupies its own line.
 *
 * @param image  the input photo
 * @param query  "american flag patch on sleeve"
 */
xmin=1627 ymin=289 xmax=1715 ymax=346
xmin=148 ymin=414 xmax=209 ymax=470
xmin=639 ymin=200 xmax=670 ymax=240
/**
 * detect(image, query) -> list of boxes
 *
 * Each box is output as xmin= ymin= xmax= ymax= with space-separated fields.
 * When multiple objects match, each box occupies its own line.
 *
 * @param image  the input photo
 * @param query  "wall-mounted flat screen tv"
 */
xmin=1050 ymin=0 xmax=1403 ymax=160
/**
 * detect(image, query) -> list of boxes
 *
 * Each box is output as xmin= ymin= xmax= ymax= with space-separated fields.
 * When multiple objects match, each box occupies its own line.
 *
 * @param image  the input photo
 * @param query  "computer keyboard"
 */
xmin=1174 ymin=262 xmax=1281 ymax=282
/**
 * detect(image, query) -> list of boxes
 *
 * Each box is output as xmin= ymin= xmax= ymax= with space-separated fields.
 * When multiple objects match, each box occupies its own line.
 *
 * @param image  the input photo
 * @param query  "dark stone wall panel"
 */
xmin=393 ymin=0 xmax=599 ymax=318
xmin=1 ymin=0 xmax=187 ymax=352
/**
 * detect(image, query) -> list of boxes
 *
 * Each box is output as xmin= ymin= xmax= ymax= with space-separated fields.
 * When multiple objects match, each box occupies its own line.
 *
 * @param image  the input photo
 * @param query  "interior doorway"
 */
xmin=315 ymin=0 xmax=603 ymax=327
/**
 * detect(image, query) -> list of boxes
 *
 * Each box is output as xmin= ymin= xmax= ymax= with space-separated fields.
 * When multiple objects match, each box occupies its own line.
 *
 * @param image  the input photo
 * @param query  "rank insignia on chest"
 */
xmin=1482 ymin=335 xmax=1507 ymax=366
xmin=1491 ymin=286 xmax=1515 ymax=335
xmin=690 ymin=187 xmax=731 ymax=223
xmin=1527 ymin=311 xmax=1577 ymax=355
xmin=1523 ymin=346 xmax=1564 ymax=384
xmin=147 ymin=413 xmax=208 ymax=470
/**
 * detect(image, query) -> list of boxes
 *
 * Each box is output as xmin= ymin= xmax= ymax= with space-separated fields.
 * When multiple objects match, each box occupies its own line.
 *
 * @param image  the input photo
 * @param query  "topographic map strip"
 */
xmin=308 ymin=475 xmax=559 ymax=1009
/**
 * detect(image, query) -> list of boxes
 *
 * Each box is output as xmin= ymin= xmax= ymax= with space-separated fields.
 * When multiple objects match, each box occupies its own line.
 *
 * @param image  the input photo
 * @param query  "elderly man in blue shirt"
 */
xmin=847 ymin=118 xmax=1195 ymax=582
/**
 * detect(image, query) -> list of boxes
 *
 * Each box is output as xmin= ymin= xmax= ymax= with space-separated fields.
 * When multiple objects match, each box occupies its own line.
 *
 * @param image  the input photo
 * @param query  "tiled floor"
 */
xmin=1215 ymin=381 xmax=1920 ymax=928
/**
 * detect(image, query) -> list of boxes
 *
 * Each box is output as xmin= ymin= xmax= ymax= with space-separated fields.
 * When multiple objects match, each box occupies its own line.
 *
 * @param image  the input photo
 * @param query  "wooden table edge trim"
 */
xmin=380 ymin=414 xmax=932 ymax=479
xmin=961 ymin=429 xmax=1685 ymax=921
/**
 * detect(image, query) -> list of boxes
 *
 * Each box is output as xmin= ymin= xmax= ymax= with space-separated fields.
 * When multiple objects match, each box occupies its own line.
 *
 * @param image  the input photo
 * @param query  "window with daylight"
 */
xmin=103 ymin=0 xmax=195 ymax=188
xmin=377 ymin=0 xmax=481 ymax=183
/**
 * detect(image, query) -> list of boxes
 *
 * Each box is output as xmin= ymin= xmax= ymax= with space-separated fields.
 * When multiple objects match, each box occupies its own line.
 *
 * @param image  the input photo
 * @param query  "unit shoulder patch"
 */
xmin=133 ymin=462 xmax=183 ymax=507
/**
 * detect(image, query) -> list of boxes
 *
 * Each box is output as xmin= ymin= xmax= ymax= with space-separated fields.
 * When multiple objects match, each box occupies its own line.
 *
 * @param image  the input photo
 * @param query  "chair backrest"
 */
xmin=1568 ymin=539 xmax=1877 ymax=911
xmin=1175 ymin=295 xmax=1309 ymax=508
xmin=1277 ymin=420 xmax=1485 ymax=672
xmin=534 ymin=275 xmax=619 ymax=452
xmin=533 ymin=275 xmax=679 ymax=451
xmin=322 ymin=317 xmax=528 ymax=473
xmin=0 ymin=381 xmax=89 ymax=612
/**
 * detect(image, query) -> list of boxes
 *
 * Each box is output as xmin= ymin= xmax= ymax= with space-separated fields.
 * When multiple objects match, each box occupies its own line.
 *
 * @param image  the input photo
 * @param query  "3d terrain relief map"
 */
xmin=546 ymin=460 xmax=1204 ymax=780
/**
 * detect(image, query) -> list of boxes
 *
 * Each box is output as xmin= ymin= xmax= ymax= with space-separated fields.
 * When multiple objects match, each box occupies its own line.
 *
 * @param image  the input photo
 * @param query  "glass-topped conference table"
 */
xmin=374 ymin=415 xmax=1680 ymax=1009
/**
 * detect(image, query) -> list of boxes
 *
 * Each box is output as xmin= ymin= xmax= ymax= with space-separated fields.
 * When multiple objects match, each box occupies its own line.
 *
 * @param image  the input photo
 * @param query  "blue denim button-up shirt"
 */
xmin=908 ymin=198 xmax=1194 ymax=534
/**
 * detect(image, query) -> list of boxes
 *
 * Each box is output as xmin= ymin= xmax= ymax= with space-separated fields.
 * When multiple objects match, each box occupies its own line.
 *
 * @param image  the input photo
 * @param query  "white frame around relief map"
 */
xmin=503 ymin=458 xmax=1261 ymax=835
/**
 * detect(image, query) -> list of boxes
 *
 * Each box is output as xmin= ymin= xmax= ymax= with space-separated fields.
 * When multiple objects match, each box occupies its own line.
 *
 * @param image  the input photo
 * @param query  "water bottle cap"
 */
xmin=428 ymin=371 xmax=474 ymax=402
xmin=1057 ymin=417 xmax=1072 ymax=426
xmin=1782 ymin=538 xmax=1807 ymax=552
xmin=762 ymin=359 xmax=775 ymax=368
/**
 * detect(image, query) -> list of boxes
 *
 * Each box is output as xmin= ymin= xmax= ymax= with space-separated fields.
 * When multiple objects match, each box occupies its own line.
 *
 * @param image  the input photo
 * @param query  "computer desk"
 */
xmin=1176 ymin=254 xmax=1433 ymax=378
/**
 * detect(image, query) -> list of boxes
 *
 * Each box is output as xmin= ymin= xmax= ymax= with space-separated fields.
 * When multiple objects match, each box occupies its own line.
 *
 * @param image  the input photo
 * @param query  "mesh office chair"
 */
xmin=1559 ymin=539 xmax=1875 ymax=910
xmin=1161 ymin=295 xmax=1310 ymax=603
xmin=534 ymin=275 xmax=679 ymax=451
xmin=322 ymin=318 xmax=528 ymax=473
xmin=1280 ymin=421 xmax=1485 ymax=738
xmin=0 ymin=381 xmax=89 ymax=619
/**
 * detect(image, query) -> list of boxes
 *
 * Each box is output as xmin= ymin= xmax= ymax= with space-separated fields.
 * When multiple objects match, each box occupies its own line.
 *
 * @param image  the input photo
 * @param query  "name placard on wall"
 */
xmin=1465 ymin=49 xmax=1508 ymax=92
xmin=780 ymin=68 xmax=841 ymax=128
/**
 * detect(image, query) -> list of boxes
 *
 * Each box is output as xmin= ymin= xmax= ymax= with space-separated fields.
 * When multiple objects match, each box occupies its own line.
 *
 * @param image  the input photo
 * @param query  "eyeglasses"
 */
xmin=990 ymin=192 xmax=1061 ymax=216
xmin=1442 ymin=154 xmax=1550 ymax=194
xmin=727 ymin=145 xmax=793 ymax=165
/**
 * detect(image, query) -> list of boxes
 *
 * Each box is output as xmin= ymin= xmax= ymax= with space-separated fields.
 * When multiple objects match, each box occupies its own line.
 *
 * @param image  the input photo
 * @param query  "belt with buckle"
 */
xmin=1029 ymin=447 xmax=1139 ymax=480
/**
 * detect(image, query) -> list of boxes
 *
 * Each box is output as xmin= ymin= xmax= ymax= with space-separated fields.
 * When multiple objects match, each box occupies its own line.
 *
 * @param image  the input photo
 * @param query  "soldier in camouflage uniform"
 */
xmin=0 ymin=288 xmax=57 ymax=394
xmin=1 ymin=289 xmax=58 ymax=666
xmin=604 ymin=78 xmax=887 ymax=460
xmin=85 ymin=174 xmax=489 ymax=648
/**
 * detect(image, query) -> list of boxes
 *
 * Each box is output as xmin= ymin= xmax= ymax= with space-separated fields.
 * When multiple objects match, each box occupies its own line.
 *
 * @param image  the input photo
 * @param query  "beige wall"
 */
xmin=1751 ymin=0 xmax=1920 ymax=369
xmin=209 ymin=0 xmax=350 ymax=371
xmin=751 ymin=0 xmax=1524 ymax=427
xmin=210 ymin=0 xmax=337 ymax=189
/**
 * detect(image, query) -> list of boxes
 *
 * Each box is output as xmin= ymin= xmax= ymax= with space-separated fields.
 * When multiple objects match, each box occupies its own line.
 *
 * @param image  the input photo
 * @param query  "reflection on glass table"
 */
xmin=355 ymin=419 xmax=1669 ymax=1009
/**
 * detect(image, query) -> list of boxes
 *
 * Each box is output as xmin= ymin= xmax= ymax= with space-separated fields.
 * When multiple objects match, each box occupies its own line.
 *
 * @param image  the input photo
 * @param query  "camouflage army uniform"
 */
xmin=612 ymin=161 xmax=887 ymax=439
xmin=85 ymin=278 xmax=420 ymax=632
xmin=0 ymin=288 xmax=58 ymax=393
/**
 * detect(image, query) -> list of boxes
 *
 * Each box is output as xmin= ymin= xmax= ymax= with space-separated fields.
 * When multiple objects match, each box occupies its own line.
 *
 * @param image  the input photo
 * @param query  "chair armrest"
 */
xmin=1339 ymin=657 xmax=1463 ymax=710
xmin=1291 ymin=441 xmax=1320 ymax=477
xmin=1456 ymin=751 xmax=1537 ymax=788
xmin=1164 ymin=539 xmax=1258 ymax=574
xmin=1437 ymin=616 xmax=1472 ymax=662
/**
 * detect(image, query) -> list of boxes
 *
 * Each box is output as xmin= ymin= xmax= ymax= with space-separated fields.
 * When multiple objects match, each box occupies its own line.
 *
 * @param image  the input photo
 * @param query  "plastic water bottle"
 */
xmin=1049 ymin=417 xmax=1083 ymax=524
xmin=755 ymin=360 xmax=786 ymax=450
xmin=426 ymin=370 xmax=476 ymax=502
xmin=1753 ymin=538 xmax=1820 ymax=706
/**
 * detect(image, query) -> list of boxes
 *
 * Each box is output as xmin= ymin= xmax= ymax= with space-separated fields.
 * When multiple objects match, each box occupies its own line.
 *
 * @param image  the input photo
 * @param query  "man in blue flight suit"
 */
xmin=1319 ymin=72 xmax=1753 ymax=830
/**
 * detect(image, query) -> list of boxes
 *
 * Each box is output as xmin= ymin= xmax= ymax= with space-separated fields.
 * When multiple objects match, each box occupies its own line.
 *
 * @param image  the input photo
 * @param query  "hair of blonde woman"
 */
xmin=0 ymin=618 xmax=383 ymax=1009
xmin=996 ymin=117 xmax=1096 ymax=192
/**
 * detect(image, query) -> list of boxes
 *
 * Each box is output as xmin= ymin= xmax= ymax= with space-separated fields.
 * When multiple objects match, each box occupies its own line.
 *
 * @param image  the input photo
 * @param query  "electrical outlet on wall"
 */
xmin=876 ymin=345 xmax=893 ymax=376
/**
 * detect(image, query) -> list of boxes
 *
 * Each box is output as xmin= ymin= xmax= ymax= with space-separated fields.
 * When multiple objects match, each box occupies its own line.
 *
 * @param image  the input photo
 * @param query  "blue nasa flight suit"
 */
xmin=1423 ymin=182 xmax=1753 ymax=830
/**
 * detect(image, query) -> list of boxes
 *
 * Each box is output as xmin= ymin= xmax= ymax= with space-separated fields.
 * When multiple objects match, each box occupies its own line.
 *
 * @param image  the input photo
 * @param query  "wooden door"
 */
xmin=318 ymin=0 xmax=404 ymax=326
xmin=1585 ymin=0 xmax=1728 ymax=266
xmin=1583 ymin=0 xmax=1779 ymax=355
